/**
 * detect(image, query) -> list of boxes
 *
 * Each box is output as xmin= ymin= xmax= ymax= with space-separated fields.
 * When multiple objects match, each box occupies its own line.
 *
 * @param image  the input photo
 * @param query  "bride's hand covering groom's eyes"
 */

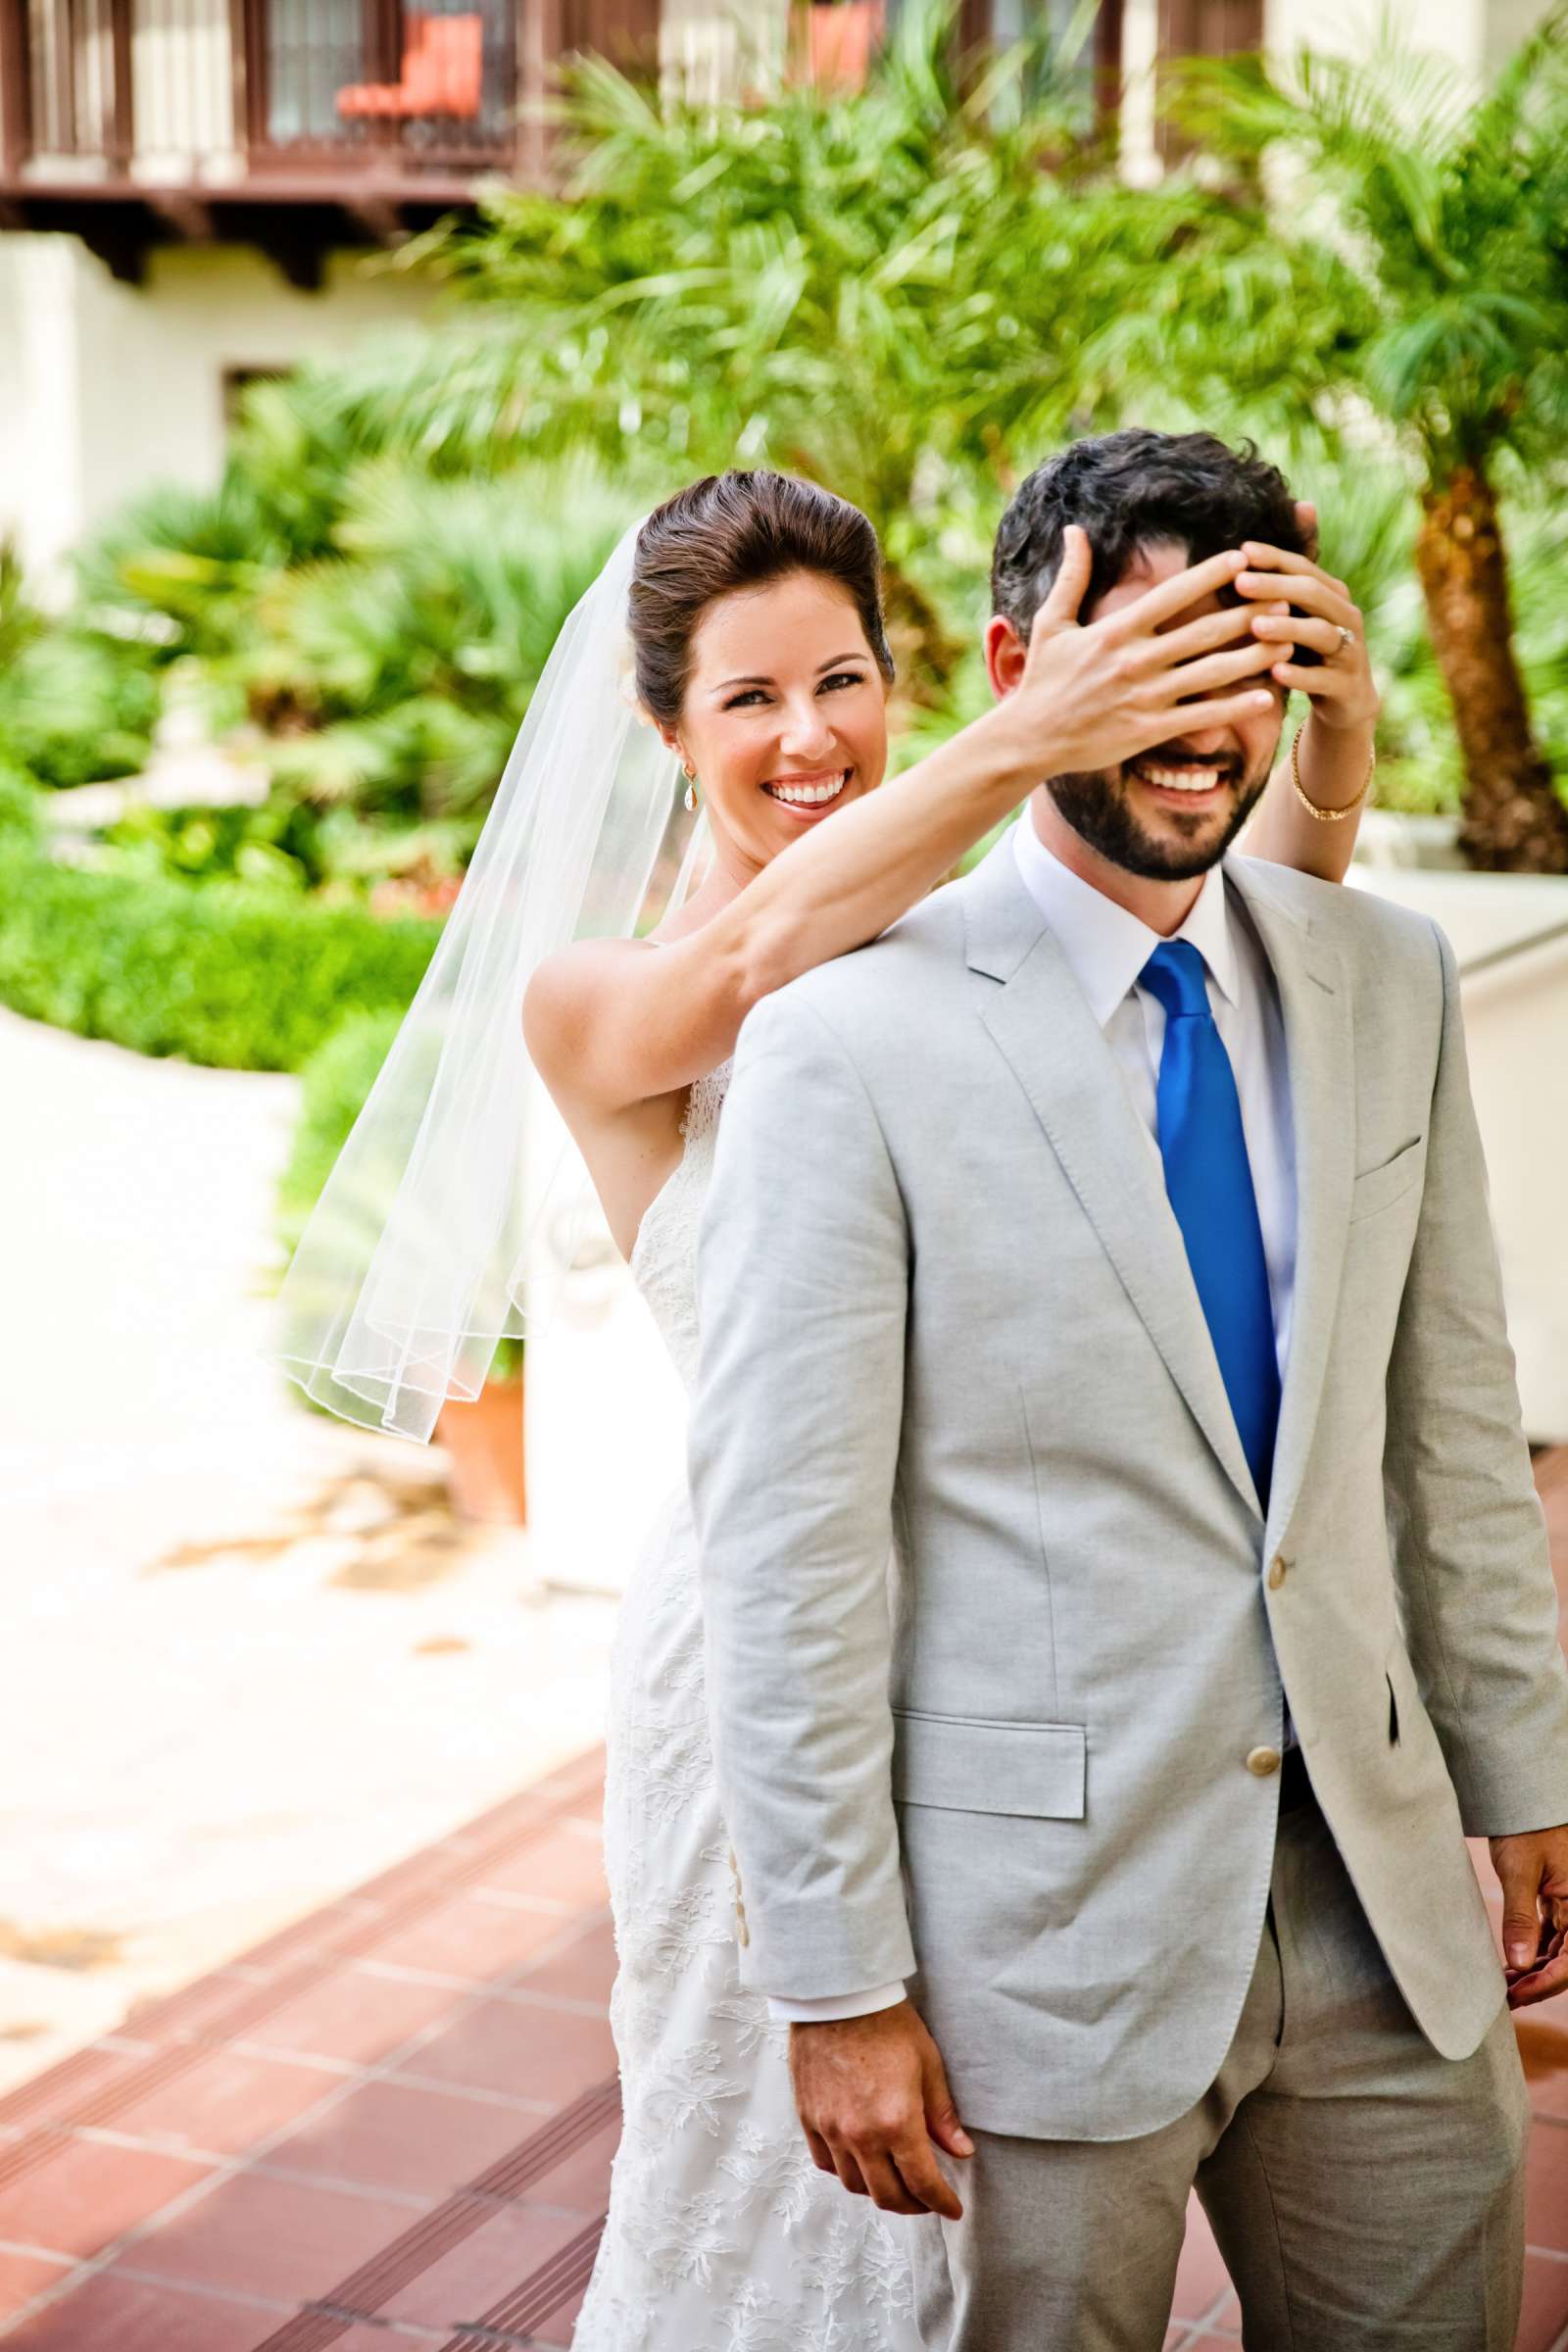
xmin=1004 ymin=506 xmax=1377 ymax=784
xmin=1007 ymin=528 xmax=1286 ymax=779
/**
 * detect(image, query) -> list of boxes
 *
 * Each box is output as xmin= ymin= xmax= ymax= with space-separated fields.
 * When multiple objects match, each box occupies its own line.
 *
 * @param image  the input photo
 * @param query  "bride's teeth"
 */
xmin=767 ymin=772 xmax=847 ymax=807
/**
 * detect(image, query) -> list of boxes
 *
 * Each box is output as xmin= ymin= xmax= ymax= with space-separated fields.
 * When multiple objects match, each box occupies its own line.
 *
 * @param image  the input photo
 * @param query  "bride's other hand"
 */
xmin=1239 ymin=499 xmax=1379 ymax=877
xmin=991 ymin=526 xmax=1283 ymax=781
xmin=1233 ymin=521 xmax=1381 ymax=736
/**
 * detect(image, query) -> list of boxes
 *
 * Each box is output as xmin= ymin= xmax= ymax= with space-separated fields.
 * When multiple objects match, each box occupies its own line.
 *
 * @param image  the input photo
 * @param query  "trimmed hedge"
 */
xmin=0 ymin=841 xmax=439 ymax=1072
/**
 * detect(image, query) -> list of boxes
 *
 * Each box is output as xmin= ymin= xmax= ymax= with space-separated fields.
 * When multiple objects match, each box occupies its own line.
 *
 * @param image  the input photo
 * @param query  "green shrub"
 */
xmin=0 ymin=843 xmax=438 ymax=1071
xmin=91 ymin=786 xmax=476 ymax=906
xmin=100 ymin=794 xmax=325 ymax=893
xmin=0 ymin=763 xmax=42 ymax=845
xmin=0 ymin=625 xmax=163 ymax=789
xmin=70 ymin=471 xmax=290 ymax=665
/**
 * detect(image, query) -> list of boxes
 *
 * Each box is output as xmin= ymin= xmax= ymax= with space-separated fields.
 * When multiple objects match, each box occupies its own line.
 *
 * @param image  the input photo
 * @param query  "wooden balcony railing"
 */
xmin=0 ymin=0 xmax=659 ymax=278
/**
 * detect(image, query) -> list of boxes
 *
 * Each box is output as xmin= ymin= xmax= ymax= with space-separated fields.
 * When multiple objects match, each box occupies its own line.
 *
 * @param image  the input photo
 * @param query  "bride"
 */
xmin=278 ymin=464 xmax=1377 ymax=2349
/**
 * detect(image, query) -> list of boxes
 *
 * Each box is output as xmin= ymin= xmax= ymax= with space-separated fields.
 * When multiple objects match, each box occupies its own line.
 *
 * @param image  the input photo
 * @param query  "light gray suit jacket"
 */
xmin=689 ymin=835 xmax=1568 ymax=2142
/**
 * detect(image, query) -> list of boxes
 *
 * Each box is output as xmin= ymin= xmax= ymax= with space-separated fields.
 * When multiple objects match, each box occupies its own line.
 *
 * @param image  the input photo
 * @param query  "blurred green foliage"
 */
xmin=99 ymin=794 xmax=329 ymax=894
xmin=0 ymin=543 xmax=164 ymax=788
xmin=1170 ymin=25 xmax=1568 ymax=485
xmin=251 ymin=462 xmax=639 ymax=818
xmin=97 ymin=791 xmax=479 ymax=906
xmin=0 ymin=763 xmax=43 ymax=846
xmin=59 ymin=450 xmax=640 ymax=834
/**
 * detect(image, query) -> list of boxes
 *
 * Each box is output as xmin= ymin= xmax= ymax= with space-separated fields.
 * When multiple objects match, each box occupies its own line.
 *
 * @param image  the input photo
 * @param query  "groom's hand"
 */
xmin=1490 ymin=1821 xmax=1568 ymax=2008
xmin=789 ymin=1999 xmax=971 ymax=2220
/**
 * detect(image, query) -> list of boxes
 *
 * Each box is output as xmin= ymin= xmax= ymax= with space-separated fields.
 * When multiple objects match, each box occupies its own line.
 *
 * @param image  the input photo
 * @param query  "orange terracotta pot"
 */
xmin=808 ymin=0 xmax=884 ymax=88
xmin=436 ymin=1375 xmax=527 ymax=1526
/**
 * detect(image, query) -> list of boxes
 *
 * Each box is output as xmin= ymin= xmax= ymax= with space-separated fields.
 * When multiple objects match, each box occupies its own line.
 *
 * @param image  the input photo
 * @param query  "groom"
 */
xmin=689 ymin=429 xmax=1568 ymax=2348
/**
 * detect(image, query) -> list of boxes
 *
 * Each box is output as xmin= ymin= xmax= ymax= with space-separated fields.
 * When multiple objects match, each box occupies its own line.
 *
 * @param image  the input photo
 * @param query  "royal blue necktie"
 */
xmin=1139 ymin=939 xmax=1281 ymax=1508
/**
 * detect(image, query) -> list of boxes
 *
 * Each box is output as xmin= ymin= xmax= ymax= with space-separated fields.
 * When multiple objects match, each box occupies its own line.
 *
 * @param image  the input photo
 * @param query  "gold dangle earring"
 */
xmin=682 ymin=760 xmax=699 ymax=815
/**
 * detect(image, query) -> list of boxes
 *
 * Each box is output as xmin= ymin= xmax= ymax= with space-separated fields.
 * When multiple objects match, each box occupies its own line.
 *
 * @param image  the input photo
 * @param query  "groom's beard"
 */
xmin=1045 ymin=752 xmax=1273 ymax=883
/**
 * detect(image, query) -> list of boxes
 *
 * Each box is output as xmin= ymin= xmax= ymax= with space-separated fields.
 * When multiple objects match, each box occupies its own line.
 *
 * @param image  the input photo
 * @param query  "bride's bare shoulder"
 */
xmin=521 ymin=935 xmax=663 ymax=1085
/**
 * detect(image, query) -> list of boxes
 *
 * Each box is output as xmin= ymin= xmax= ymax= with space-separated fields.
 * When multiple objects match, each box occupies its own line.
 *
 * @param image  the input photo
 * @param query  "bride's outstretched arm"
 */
xmin=529 ymin=532 xmax=1299 ymax=1112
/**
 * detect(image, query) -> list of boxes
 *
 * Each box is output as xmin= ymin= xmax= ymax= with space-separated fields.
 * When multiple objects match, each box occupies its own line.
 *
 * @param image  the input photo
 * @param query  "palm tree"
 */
xmin=1175 ymin=17 xmax=1568 ymax=871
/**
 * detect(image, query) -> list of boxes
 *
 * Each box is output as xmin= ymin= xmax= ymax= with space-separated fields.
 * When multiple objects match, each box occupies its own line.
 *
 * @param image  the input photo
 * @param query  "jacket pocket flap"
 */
xmin=1348 ymin=1135 xmax=1426 ymax=1223
xmin=891 ymin=1711 xmax=1086 ymax=1820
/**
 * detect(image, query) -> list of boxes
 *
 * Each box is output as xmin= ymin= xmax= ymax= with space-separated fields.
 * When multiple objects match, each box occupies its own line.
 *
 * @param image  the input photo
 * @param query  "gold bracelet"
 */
xmin=1290 ymin=722 xmax=1375 ymax=823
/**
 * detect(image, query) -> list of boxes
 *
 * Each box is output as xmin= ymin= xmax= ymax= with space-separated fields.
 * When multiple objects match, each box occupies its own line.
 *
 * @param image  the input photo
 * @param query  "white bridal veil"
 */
xmin=273 ymin=517 xmax=705 ymax=1441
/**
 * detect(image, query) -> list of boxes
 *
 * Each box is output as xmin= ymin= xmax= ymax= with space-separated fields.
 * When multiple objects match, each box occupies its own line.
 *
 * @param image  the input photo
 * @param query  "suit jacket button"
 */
xmin=1247 ymin=1745 xmax=1283 ymax=1777
xmin=1268 ymin=1554 xmax=1289 ymax=1590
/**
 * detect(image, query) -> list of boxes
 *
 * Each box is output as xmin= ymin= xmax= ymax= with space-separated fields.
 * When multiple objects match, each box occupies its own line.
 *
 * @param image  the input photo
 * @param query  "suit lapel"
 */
xmin=961 ymin=841 xmax=1262 ymax=1523
xmin=1223 ymin=858 xmax=1354 ymax=1554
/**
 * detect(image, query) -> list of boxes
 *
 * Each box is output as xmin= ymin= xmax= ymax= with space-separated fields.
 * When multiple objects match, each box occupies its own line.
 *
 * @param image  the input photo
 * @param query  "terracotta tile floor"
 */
xmin=0 ymin=1463 xmax=1565 ymax=2351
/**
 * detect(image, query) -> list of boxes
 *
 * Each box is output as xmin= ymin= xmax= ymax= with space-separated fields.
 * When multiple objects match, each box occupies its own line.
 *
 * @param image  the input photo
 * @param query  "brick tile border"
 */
xmin=251 ymin=2081 xmax=618 ymax=2352
xmin=433 ymin=2215 xmax=606 ymax=2349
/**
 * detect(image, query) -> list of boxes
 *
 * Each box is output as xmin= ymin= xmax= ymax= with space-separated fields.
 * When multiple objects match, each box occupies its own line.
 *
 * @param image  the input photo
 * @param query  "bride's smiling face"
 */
xmin=665 ymin=570 xmax=890 ymax=870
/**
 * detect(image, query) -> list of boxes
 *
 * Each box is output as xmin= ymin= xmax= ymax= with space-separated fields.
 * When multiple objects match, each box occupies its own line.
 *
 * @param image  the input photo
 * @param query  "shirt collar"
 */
xmin=1011 ymin=809 xmax=1240 ymax=1032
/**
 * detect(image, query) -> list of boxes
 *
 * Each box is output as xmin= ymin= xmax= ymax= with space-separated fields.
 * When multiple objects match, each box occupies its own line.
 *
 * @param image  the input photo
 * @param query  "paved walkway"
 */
xmin=0 ymin=1004 xmax=616 ymax=2092
xmin=0 ymin=1460 xmax=1563 ymax=2349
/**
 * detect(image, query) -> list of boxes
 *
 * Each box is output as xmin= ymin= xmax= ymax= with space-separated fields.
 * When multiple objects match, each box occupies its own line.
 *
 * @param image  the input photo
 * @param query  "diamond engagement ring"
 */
xmin=1337 ymin=624 xmax=1355 ymax=651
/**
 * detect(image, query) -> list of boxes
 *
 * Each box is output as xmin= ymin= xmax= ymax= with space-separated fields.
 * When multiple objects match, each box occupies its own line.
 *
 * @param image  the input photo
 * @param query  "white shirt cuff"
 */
xmin=767 ymin=1981 xmax=907 ymax=2025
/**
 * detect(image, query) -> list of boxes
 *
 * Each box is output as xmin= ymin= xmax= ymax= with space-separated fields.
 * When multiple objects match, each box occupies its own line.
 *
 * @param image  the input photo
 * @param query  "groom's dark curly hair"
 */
xmin=992 ymin=428 xmax=1316 ymax=658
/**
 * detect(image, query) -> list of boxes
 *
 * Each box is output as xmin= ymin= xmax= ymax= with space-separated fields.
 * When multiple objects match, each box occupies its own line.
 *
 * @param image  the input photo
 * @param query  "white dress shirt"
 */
xmin=767 ymin=813 xmax=1298 ymax=2025
xmin=1010 ymin=813 xmax=1298 ymax=1373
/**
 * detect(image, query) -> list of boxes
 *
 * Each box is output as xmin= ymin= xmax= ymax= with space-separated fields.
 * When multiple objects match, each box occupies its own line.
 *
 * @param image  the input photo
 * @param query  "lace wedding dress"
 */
xmin=570 ymin=1060 xmax=930 ymax=2352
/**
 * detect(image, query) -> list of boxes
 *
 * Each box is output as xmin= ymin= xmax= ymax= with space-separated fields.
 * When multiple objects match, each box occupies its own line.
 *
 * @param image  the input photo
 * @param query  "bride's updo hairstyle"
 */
xmin=629 ymin=470 xmax=896 ymax=726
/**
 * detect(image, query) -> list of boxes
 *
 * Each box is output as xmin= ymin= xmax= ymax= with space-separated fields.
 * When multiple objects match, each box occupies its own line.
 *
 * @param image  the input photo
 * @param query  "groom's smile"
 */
xmin=1124 ymin=745 xmax=1248 ymax=824
xmin=1127 ymin=749 xmax=1243 ymax=800
xmin=1052 ymin=735 xmax=1268 ymax=884
xmin=1045 ymin=542 xmax=1284 ymax=884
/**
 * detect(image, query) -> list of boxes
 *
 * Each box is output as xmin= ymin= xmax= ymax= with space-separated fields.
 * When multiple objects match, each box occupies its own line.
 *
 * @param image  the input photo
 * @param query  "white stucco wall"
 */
xmin=128 ymin=0 xmax=240 ymax=181
xmin=661 ymin=0 xmax=789 ymax=99
xmin=1113 ymin=0 xmax=1552 ymax=181
xmin=0 ymin=235 xmax=437 ymax=591
xmin=1351 ymin=868 xmax=1568 ymax=1446
xmin=1263 ymin=0 xmax=1547 ymax=81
